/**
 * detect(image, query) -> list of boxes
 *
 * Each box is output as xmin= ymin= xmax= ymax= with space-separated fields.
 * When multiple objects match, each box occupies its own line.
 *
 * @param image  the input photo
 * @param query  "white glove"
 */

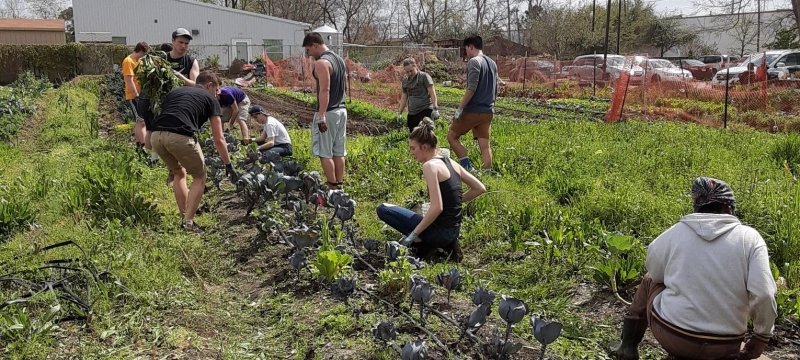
xmin=395 ymin=112 xmax=404 ymax=122
xmin=400 ymin=232 xmax=418 ymax=247
xmin=431 ymin=108 xmax=440 ymax=120
xmin=453 ymin=108 xmax=463 ymax=121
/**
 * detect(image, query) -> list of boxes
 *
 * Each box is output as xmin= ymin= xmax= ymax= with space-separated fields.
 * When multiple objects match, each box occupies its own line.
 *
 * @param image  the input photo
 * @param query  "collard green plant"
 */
xmin=377 ymin=256 xmax=413 ymax=295
xmin=590 ymin=232 xmax=645 ymax=302
xmin=135 ymin=53 xmax=181 ymax=116
xmin=312 ymin=249 xmax=352 ymax=282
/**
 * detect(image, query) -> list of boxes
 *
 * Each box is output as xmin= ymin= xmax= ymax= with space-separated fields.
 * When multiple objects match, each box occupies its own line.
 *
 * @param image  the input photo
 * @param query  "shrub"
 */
xmin=65 ymin=152 xmax=161 ymax=227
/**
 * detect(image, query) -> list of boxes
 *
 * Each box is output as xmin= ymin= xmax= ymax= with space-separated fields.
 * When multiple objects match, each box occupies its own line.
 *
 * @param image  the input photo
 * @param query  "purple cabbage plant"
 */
xmin=496 ymin=295 xmax=528 ymax=358
xmin=401 ymin=339 xmax=427 ymax=360
xmin=531 ymin=316 xmax=563 ymax=359
xmin=409 ymin=275 xmax=433 ymax=323
xmin=436 ymin=268 xmax=462 ymax=304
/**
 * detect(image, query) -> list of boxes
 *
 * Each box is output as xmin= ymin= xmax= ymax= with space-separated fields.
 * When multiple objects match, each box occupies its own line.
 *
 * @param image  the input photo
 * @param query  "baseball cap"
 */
xmin=172 ymin=28 xmax=193 ymax=40
xmin=248 ymin=105 xmax=269 ymax=116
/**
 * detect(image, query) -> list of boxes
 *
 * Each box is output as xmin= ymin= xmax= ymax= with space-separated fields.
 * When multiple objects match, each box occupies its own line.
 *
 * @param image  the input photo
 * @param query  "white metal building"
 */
xmin=665 ymin=9 xmax=795 ymax=58
xmin=73 ymin=0 xmax=311 ymax=67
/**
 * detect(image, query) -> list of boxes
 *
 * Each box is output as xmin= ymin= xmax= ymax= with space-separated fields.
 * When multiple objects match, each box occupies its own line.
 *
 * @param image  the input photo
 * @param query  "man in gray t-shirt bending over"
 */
xmin=448 ymin=34 xmax=498 ymax=171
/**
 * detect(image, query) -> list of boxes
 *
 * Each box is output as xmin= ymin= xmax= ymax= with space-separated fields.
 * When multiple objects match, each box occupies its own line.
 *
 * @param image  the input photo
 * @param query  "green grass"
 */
xmin=2 ymin=78 xmax=799 ymax=359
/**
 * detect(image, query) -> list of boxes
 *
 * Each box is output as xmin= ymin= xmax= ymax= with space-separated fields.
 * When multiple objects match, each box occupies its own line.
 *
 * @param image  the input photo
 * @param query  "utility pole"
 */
xmin=756 ymin=0 xmax=761 ymax=51
xmin=603 ymin=0 xmax=612 ymax=64
xmin=592 ymin=0 xmax=597 ymax=32
xmin=616 ymin=0 xmax=622 ymax=54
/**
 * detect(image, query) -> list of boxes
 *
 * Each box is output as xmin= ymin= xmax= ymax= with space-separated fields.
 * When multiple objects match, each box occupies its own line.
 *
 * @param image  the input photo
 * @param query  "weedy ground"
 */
xmin=0 ymin=77 xmax=798 ymax=359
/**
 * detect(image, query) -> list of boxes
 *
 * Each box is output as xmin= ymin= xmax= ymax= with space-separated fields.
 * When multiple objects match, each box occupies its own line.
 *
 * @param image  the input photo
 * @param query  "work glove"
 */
xmin=317 ymin=115 xmax=328 ymax=132
xmin=400 ymin=232 xmax=418 ymax=247
xmin=738 ymin=336 xmax=769 ymax=359
xmin=453 ymin=107 xmax=463 ymax=121
xmin=395 ymin=112 xmax=404 ymax=122
xmin=431 ymin=108 xmax=440 ymax=120
xmin=225 ymin=163 xmax=240 ymax=184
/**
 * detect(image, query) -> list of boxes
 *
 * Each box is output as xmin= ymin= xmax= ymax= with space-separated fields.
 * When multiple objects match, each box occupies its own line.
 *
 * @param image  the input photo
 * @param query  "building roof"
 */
xmin=0 ymin=19 xmax=65 ymax=32
xmin=173 ymin=0 xmax=310 ymax=27
xmin=312 ymin=25 xmax=339 ymax=34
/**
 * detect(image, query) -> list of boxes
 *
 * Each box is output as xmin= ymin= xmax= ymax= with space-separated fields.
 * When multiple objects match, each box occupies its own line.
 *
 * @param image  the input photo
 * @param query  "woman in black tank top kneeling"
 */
xmin=376 ymin=118 xmax=486 ymax=261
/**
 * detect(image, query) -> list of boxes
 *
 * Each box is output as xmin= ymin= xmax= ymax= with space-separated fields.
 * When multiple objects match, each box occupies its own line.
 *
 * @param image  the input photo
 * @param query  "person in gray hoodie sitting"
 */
xmin=612 ymin=177 xmax=777 ymax=360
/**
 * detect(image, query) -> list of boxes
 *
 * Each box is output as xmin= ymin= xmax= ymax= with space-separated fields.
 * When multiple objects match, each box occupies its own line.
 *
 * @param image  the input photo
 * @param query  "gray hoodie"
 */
xmin=647 ymin=213 xmax=777 ymax=338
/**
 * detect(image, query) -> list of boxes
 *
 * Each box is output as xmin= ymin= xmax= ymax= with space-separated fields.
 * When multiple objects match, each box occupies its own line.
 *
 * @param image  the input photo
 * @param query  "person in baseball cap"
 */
xmin=168 ymin=28 xmax=199 ymax=86
xmin=172 ymin=27 xmax=193 ymax=40
xmin=248 ymin=105 xmax=293 ymax=157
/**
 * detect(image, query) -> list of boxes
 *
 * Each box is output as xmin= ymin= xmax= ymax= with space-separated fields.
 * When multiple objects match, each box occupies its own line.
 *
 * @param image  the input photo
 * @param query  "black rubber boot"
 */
xmin=610 ymin=317 xmax=648 ymax=360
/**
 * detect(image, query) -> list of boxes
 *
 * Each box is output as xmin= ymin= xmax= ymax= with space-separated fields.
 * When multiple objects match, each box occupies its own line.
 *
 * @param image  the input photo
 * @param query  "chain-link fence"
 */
xmin=484 ymin=52 xmax=800 ymax=131
xmin=181 ymin=43 xmax=800 ymax=132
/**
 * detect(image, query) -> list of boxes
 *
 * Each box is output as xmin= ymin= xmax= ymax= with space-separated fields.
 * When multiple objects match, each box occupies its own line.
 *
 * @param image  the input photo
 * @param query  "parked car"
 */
xmin=711 ymin=49 xmax=800 ymax=86
xmin=568 ymin=54 xmax=644 ymax=86
xmin=698 ymin=54 xmax=739 ymax=72
xmin=676 ymin=59 xmax=715 ymax=81
xmin=642 ymin=59 xmax=694 ymax=83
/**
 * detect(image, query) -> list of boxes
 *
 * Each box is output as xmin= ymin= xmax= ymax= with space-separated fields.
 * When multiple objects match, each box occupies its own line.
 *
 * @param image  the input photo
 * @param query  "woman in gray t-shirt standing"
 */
xmin=396 ymin=58 xmax=440 ymax=132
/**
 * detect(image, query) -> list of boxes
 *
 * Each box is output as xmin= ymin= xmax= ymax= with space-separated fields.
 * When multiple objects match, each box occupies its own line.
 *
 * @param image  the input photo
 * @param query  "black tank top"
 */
xmin=167 ymin=53 xmax=195 ymax=78
xmin=313 ymin=50 xmax=346 ymax=111
xmin=432 ymin=157 xmax=463 ymax=230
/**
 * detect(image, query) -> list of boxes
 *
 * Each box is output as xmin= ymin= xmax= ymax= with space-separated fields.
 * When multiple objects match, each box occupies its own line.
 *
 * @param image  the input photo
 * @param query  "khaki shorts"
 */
xmin=222 ymin=95 xmax=251 ymax=123
xmin=311 ymin=108 xmax=347 ymax=158
xmin=150 ymin=131 xmax=205 ymax=178
xmin=450 ymin=112 xmax=493 ymax=139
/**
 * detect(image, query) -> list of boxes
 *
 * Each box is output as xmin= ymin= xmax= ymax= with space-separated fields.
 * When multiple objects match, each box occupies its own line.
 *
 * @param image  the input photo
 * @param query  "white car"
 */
xmin=711 ymin=50 xmax=800 ymax=86
xmin=642 ymin=59 xmax=693 ymax=83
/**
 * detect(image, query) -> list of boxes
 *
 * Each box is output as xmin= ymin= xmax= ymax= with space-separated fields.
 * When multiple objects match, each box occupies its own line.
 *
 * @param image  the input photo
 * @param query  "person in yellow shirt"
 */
xmin=122 ymin=42 xmax=150 ymax=151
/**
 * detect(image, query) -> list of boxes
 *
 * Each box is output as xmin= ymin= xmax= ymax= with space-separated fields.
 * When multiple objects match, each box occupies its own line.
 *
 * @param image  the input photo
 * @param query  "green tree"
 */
xmin=767 ymin=26 xmax=800 ymax=49
xmin=647 ymin=18 xmax=697 ymax=57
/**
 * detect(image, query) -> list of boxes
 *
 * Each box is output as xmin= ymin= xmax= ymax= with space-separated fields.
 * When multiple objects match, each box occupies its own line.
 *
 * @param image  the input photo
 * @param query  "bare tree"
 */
xmin=0 ymin=0 xmax=24 ymax=18
xmin=730 ymin=12 xmax=759 ymax=55
xmin=26 ymin=0 xmax=69 ymax=18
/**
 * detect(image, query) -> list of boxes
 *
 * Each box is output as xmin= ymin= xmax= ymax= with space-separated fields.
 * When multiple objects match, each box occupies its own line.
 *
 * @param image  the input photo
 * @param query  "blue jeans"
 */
xmin=376 ymin=203 xmax=458 ymax=251
xmin=261 ymin=143 xmax=292 ymax=157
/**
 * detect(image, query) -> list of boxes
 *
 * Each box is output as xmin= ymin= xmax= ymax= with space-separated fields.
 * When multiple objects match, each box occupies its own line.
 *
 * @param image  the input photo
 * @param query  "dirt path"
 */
xmin=244 ymin=88 xmax=396 ymax=136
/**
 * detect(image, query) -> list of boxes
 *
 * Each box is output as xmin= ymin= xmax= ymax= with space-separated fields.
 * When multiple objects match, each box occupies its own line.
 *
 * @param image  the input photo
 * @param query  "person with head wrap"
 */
xmin=612 ymin=177 xmax=777 ymax=360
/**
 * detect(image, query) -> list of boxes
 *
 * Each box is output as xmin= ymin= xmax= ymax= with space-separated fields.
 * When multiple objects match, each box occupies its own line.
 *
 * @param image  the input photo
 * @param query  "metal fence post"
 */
xmin=723 ymin=68 xmax=730 ymax=129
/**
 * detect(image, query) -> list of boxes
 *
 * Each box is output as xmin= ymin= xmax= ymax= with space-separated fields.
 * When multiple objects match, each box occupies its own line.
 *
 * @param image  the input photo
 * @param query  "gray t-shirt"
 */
xmin=464 ymin=55 xmax=498 ymax=114
xmin=402 ymin=71 xmax=434 ymax=115
xmin=264 ymin=116 xmax=291 ymax=145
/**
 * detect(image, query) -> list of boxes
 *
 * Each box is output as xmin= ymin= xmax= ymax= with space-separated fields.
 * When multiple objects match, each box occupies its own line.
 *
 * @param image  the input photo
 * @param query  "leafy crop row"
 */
xmin=0 ymin=72 xmax=50 ymax=141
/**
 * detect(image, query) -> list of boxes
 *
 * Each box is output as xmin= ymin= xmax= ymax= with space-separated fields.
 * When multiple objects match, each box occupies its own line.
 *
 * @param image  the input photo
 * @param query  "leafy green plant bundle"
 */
xmin=135 ymin=53 xmax=182 ymax=116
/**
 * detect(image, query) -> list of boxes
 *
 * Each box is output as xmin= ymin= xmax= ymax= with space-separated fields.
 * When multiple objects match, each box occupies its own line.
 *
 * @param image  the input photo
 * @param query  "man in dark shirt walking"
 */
xmin=150 ymin=71 xmax=237 ymax=233
xmin=303 ymin=32 xmax=348 ymax=189
xmin=448 ymin=35 xmax=498 ymax=172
